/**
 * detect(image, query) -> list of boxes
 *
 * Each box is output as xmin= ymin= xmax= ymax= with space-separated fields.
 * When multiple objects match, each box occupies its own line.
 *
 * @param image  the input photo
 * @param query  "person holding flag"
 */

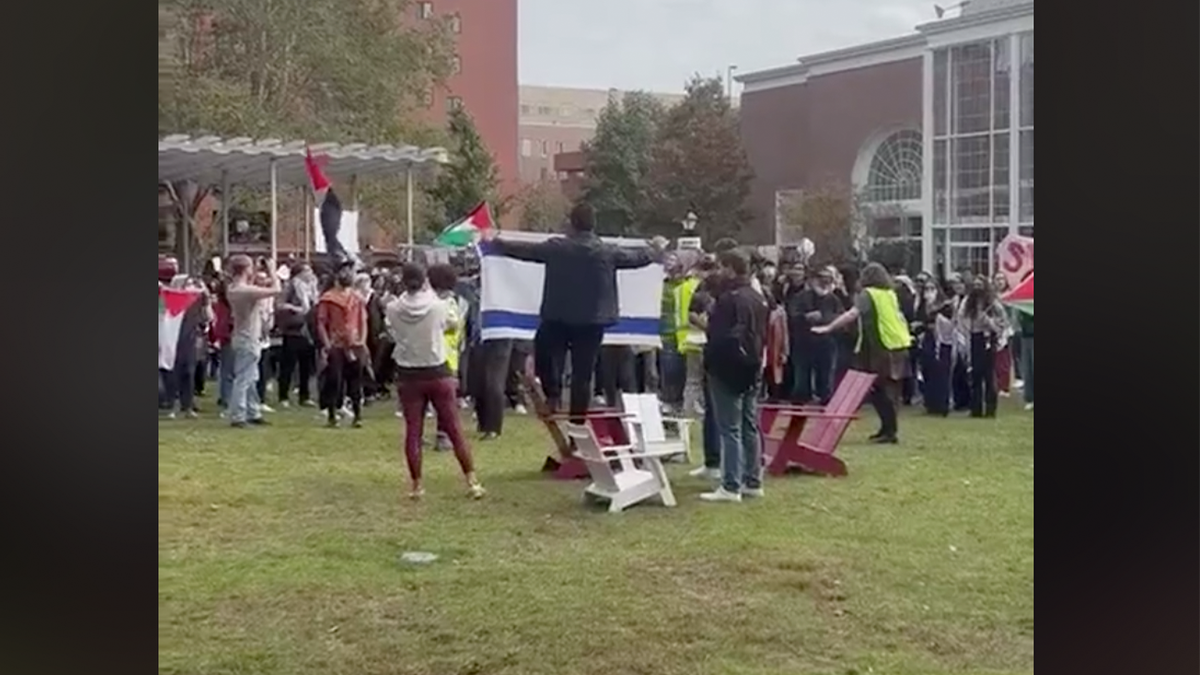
xmin=305 ymin=147 xmax=354 ymax=266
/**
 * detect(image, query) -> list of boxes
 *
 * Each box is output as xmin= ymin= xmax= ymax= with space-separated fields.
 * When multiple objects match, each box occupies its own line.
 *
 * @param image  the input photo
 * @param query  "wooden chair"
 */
xmin=521 ymin=371 xmax=628 ymax=480
xmin=620 ymin=393 xmax=693 ymax=464
xmin=758 ymin=370 xmax=877 ymax=477
xmin=563 ymin=422 xmax=678 ymax=513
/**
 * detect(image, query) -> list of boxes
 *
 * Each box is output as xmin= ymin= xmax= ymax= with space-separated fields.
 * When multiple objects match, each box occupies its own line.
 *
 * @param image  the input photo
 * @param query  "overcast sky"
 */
xmin=518 ymin=0 xmax=936 ymax=93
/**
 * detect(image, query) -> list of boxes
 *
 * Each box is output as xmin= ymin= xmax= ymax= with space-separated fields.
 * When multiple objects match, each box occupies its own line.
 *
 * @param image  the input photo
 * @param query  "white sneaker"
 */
xmin=998 ymin=390 xmax=1011 ymax=398
xmin=688 ymin=466 xmax=721 ymax=480
xmin=514 ymin=403 xmax=528 ymax=415
xmin=279 ymin=400 xmax=291 ymax=409
xmin=1024 ymin=402 xmax=1034 ymax=411
xmin=1013 ymin=379 xmax=1025 ymax=389
xmin=395 ymin=410 xmax=404 ymax=419
xmin=742 ymin=487 xmax=765 ymax=499
xmin=699 ymin=487 xmax=742 ymax=503
xmin=259 ymin=404 xmax=276 ymax=414
xmin=164 ymin=411 xmax=177 ymax=420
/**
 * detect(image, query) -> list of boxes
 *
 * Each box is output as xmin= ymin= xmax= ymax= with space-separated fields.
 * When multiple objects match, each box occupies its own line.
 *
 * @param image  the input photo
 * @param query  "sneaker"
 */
xmin=185 ymin=410 xmax=200 ymax=420
xmin=699 ymin=487 xmax=742 ymax=503
xmin=459 ymin=398 xmax=471 ymax=410
xmin=435 ymin=432 xmax=451 ymax=450
xmin=394 ymin=410 xmax=404 ymax=419
xmin=480 ymin=432 xmax=500 ymax=441
xmin=218 ymin=409 xmax=229 ymax=420
xmin=409 ymin=487 xmax=425 ymax=500
xmin=300 ymin=399 xmax=316 ymax=408
xmin=326 ymin=417 xmax=339 ymax=428
xmin=1023 ymin=402 xmax=1034 ymax=411
xmin=513 ymin=403 xmax=528 ymax=416
xmin=467 ymin=483 xmax=486 ymax=500
xmin=351 ymin=418 xmax=363 ymax=429
xmin=1013 ymin=379 xmax=1025 ymax=389
xmin=164 ymin=411 xmax=177 ymax=420
xmin=742 ymin=487 xmax=765 ymax=499
xmin=688 ymin=466 xmax=721 ymax=480
xmin=425 ymin=409 xmax=434 ymax=419
xmin=998 ymin=390 xmax=1011 ymax=398
xmin=279 ymin=400 xmax=291 ymax=409
xmin=259 ymin=404 xmax=276 ymax=414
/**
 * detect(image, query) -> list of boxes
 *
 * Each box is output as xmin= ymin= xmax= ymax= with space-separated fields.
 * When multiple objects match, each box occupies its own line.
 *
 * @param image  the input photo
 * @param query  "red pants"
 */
xmin=995 ymin=345 xmax=1013 ymax=394
xmin=398 ymin=377 xmax=474 ymax=481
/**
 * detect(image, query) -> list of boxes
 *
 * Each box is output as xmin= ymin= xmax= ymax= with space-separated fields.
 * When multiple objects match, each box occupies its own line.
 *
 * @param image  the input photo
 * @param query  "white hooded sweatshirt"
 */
xmin=386 ymin=287 xmax=453 ymax=368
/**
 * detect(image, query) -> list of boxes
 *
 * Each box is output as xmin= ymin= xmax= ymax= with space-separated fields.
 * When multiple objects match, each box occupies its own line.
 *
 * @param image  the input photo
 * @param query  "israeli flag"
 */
xmin=477 ymin=239 xmax=664 ymax=347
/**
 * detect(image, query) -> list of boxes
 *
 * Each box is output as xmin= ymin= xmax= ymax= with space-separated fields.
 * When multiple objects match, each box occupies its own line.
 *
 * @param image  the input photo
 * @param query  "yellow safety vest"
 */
xmin=857 ymin=287 xmax=913 ymax=353
xmin=673 ymin=277 xmax=704 ymax=353
xmin=443 ymin=295 xmax=463 ymax=373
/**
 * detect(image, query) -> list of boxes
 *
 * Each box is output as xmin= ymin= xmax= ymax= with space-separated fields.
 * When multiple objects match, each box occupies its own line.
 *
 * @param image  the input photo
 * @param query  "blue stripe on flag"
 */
xmin=481 ymin=310 xmax=661 ymax=336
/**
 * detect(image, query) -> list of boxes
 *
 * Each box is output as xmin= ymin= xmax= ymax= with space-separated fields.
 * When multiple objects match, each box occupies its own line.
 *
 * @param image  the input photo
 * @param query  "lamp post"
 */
xmin=678 ymin=211 xmax=701 ymax=250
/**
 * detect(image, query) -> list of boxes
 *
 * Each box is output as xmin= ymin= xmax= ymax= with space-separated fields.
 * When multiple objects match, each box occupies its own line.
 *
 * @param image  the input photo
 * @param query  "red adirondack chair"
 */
xmin=521 ymin=371 xmax=630 ymax=480
xmin=758 ymin=370 xmax=876 ymax=477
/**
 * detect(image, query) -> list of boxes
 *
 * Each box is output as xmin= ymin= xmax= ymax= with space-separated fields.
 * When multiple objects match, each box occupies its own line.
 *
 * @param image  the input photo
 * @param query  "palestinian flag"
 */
xmin=306 ymin=147 xmax=348 ymax=262
xmin=1001 ymin=273 xmax=1033 ymax=316
xmin=435 ymin=202 xmax=494 ymax=247
xmin=159 ymin=286 xmax=201 ymax=370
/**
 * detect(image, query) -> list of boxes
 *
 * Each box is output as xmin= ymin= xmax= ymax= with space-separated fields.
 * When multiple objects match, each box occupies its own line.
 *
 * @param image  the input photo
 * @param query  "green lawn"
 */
xmin=159 ymin=397 xmax=1033 ymax=675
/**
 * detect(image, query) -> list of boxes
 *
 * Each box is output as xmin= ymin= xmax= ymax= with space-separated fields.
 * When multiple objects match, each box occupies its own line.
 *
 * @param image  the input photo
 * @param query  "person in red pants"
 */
xmin=386 ymin=262 xmax=485 ymax=500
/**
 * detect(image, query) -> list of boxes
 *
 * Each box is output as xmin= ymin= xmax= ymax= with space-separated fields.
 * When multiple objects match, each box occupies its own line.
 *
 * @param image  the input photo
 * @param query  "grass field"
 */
xmin=158 ymin=397 xmax=1034 ymax=675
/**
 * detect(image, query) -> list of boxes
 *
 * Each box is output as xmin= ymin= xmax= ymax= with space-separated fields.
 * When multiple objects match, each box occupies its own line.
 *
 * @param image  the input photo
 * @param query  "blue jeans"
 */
xmin=659 ymin=344 xmax=685 ymax=406
xmin=701 ymin=375 xmax=719 ymax=469
xmin=708 ymin=377 xmax=763 ymax=494
xmin=218 ymin=343 xmax=235 ymax=408
xmin=228 ymin=340 xmax=263 ymax=423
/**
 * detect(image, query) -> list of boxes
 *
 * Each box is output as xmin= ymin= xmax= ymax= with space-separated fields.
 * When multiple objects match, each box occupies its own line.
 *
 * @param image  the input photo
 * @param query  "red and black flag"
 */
xmin=305 ymin=148 xmax=349 ymax=264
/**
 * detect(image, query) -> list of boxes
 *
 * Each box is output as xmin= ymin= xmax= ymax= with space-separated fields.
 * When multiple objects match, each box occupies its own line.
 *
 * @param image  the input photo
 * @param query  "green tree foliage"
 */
xmin=516 ymin=179 xmax=571 ymax=233
xmin=158 ymin=0 xmax=454 ymax=143
xmin=581 ymin=92 xmax=665 ymax=236
xmin=643 ymin=76 xmax=755 ymax=242
xmin=426 ymin=107 xmax=504 ymax=226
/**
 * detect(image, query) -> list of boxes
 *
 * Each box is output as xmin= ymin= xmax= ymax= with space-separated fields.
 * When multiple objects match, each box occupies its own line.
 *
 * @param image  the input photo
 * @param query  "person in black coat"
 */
xmin=482 ymin=202 xmax=665 ymax=422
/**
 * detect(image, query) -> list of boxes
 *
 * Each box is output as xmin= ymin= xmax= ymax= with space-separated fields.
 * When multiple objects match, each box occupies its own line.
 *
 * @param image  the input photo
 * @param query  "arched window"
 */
xmin=865 ymin=130 xmax=922 ymax=203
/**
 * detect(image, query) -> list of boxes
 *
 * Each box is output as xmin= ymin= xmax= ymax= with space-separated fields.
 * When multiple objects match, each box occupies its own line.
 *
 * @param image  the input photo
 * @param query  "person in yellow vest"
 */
xmin=674 ymin=260 xmax=715 ymax=418
xmin=812 ymin=262 xmax=912 ymax=444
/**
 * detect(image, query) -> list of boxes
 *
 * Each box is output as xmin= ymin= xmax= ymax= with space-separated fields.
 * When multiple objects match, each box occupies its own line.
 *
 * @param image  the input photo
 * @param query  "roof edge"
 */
xmin=798 ymin=33 xmax=926 ymax=67
xmin=917 ymin=1 xmax=1034 ymax=34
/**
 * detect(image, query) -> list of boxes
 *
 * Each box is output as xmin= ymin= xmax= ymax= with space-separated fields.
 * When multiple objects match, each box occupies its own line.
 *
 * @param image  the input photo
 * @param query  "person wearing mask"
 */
xmin=813 ymin=262 xmax=912 ymax=444
xmin=944 ymin=274 xmax=972 ymax=411
xmin=915 ymin=277 xmax=954 ymax=416
xmin=957 ymin=277 xmax=1009 ymax=418
xmin=699 ymin=249 xmax=769 ymax=503
xmin=387 ymin=263 xmax=485 ymax=500
xmin=480 ymin=203 xmax=664 ymax=428
xmin=830 ymin=265 xmax=859 ymax=390
xmin=315 ymin=266 xmax=368 ymax=428
xmin=893 ymin=274 xmax=919 ymax=406
xmin=225 ymin=255 xmax=283 ymax=427
xmin=276 ymin=262 xmax=319 ymax=408
xmin=789 ymin=268 xmax=841 ymax=405
xmin=991 ymin=273 xmax=1015 ymax=397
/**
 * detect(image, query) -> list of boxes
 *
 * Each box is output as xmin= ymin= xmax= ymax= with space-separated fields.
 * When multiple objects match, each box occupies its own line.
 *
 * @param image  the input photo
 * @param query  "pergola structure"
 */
xmin=158 ymin=135 xmax=450 ymax=270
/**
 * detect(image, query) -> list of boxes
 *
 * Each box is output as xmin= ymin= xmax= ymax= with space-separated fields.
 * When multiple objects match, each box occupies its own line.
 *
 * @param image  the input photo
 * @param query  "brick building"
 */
xmin=736 ymin=0 xmax=1033 ymax=276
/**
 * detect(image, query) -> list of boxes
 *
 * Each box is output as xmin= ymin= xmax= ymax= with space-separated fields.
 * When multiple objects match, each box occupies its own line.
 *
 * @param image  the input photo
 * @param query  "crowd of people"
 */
xmin=158 ymin=203 xmax=1034 ymax=504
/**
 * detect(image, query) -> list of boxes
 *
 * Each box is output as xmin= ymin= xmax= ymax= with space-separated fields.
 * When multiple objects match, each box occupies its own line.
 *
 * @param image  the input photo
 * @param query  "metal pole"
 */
xmin=269 ymin=158 xmax=279 ymax=263
xmin=405 ymin=167 xmax=414 ymax=258
xmin=220 ymin=170 xmax=230 ymax=257
xmin=303 ymin=188 xmax=312 ymax=261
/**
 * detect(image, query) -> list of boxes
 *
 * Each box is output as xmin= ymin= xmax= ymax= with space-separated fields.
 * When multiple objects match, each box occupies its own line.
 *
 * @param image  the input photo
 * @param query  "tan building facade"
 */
xmin=518 ymin=85 xmax=685 ymax=184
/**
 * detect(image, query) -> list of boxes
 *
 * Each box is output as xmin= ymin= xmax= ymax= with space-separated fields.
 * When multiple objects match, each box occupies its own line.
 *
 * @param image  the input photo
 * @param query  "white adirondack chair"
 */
xmin=620 ymin=393 xmax=693 ymax=464
xmin=564 ymin=423 xmax=678 ymax=513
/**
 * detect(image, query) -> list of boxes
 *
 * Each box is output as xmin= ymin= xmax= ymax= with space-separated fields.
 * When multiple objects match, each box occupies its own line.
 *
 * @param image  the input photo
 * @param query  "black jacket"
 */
xmin=489 ymin=232 xmax=658 ymax=326
xmin=704 ymin=278 xmax=768 ymax=394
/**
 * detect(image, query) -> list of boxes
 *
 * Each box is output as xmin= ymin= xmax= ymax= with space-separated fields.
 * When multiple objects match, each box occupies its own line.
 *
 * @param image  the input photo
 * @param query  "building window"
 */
xmin=448 ymin=13 xmax=461 ymax=33
xmin=555 ymin=141 xmax=565 ymax=154
xmin=521 ymin=139 xmax=532 ymax=157
xmin=520 ymin=104 xmax=531 ymax=115
xmin=540 ymin=140 xmax=548 ymax=158
xmin=537 ymin=106 xmax=552 ymax=115
xmin=417 ymin=1 xmax=433 ymax=19
xmin=931 ymin=37 xmax=1017 ymax=227
xmin=559 ymin=105 xmax=573 ymax=117
xmin=1018 ymin=32 xmax=1034 ymax=223
xmin=451 ymin=55 xmax=461 ymax=74
xmin=447 ymin=96 xmax=463 ymax=112
xmin=865 ymin=130 xmax=922 ymax=203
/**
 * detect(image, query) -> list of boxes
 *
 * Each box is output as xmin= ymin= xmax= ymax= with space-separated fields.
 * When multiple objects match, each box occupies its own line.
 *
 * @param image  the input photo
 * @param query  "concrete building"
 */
xmin=518 ymin=85 xmax=685 ymax=184
xmin=736 ymin=0 xmax=1033 ymax=277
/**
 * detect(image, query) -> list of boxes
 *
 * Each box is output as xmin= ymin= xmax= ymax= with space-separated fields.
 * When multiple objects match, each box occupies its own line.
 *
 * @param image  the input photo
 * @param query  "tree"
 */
xmin=581 ymin=91 xmax=665 ymax=236
xmin=426 ymin=107 xmax=504 ymax=227
xmin=777 ymin=181 xmax=863 ymax=266
xmin=642 ymin=76 xmax=755 ymax=242
xmin=515 ymin=179 xmax=571 ymax=232
xmin=158 ymin=0 xmax=454 ymax=143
